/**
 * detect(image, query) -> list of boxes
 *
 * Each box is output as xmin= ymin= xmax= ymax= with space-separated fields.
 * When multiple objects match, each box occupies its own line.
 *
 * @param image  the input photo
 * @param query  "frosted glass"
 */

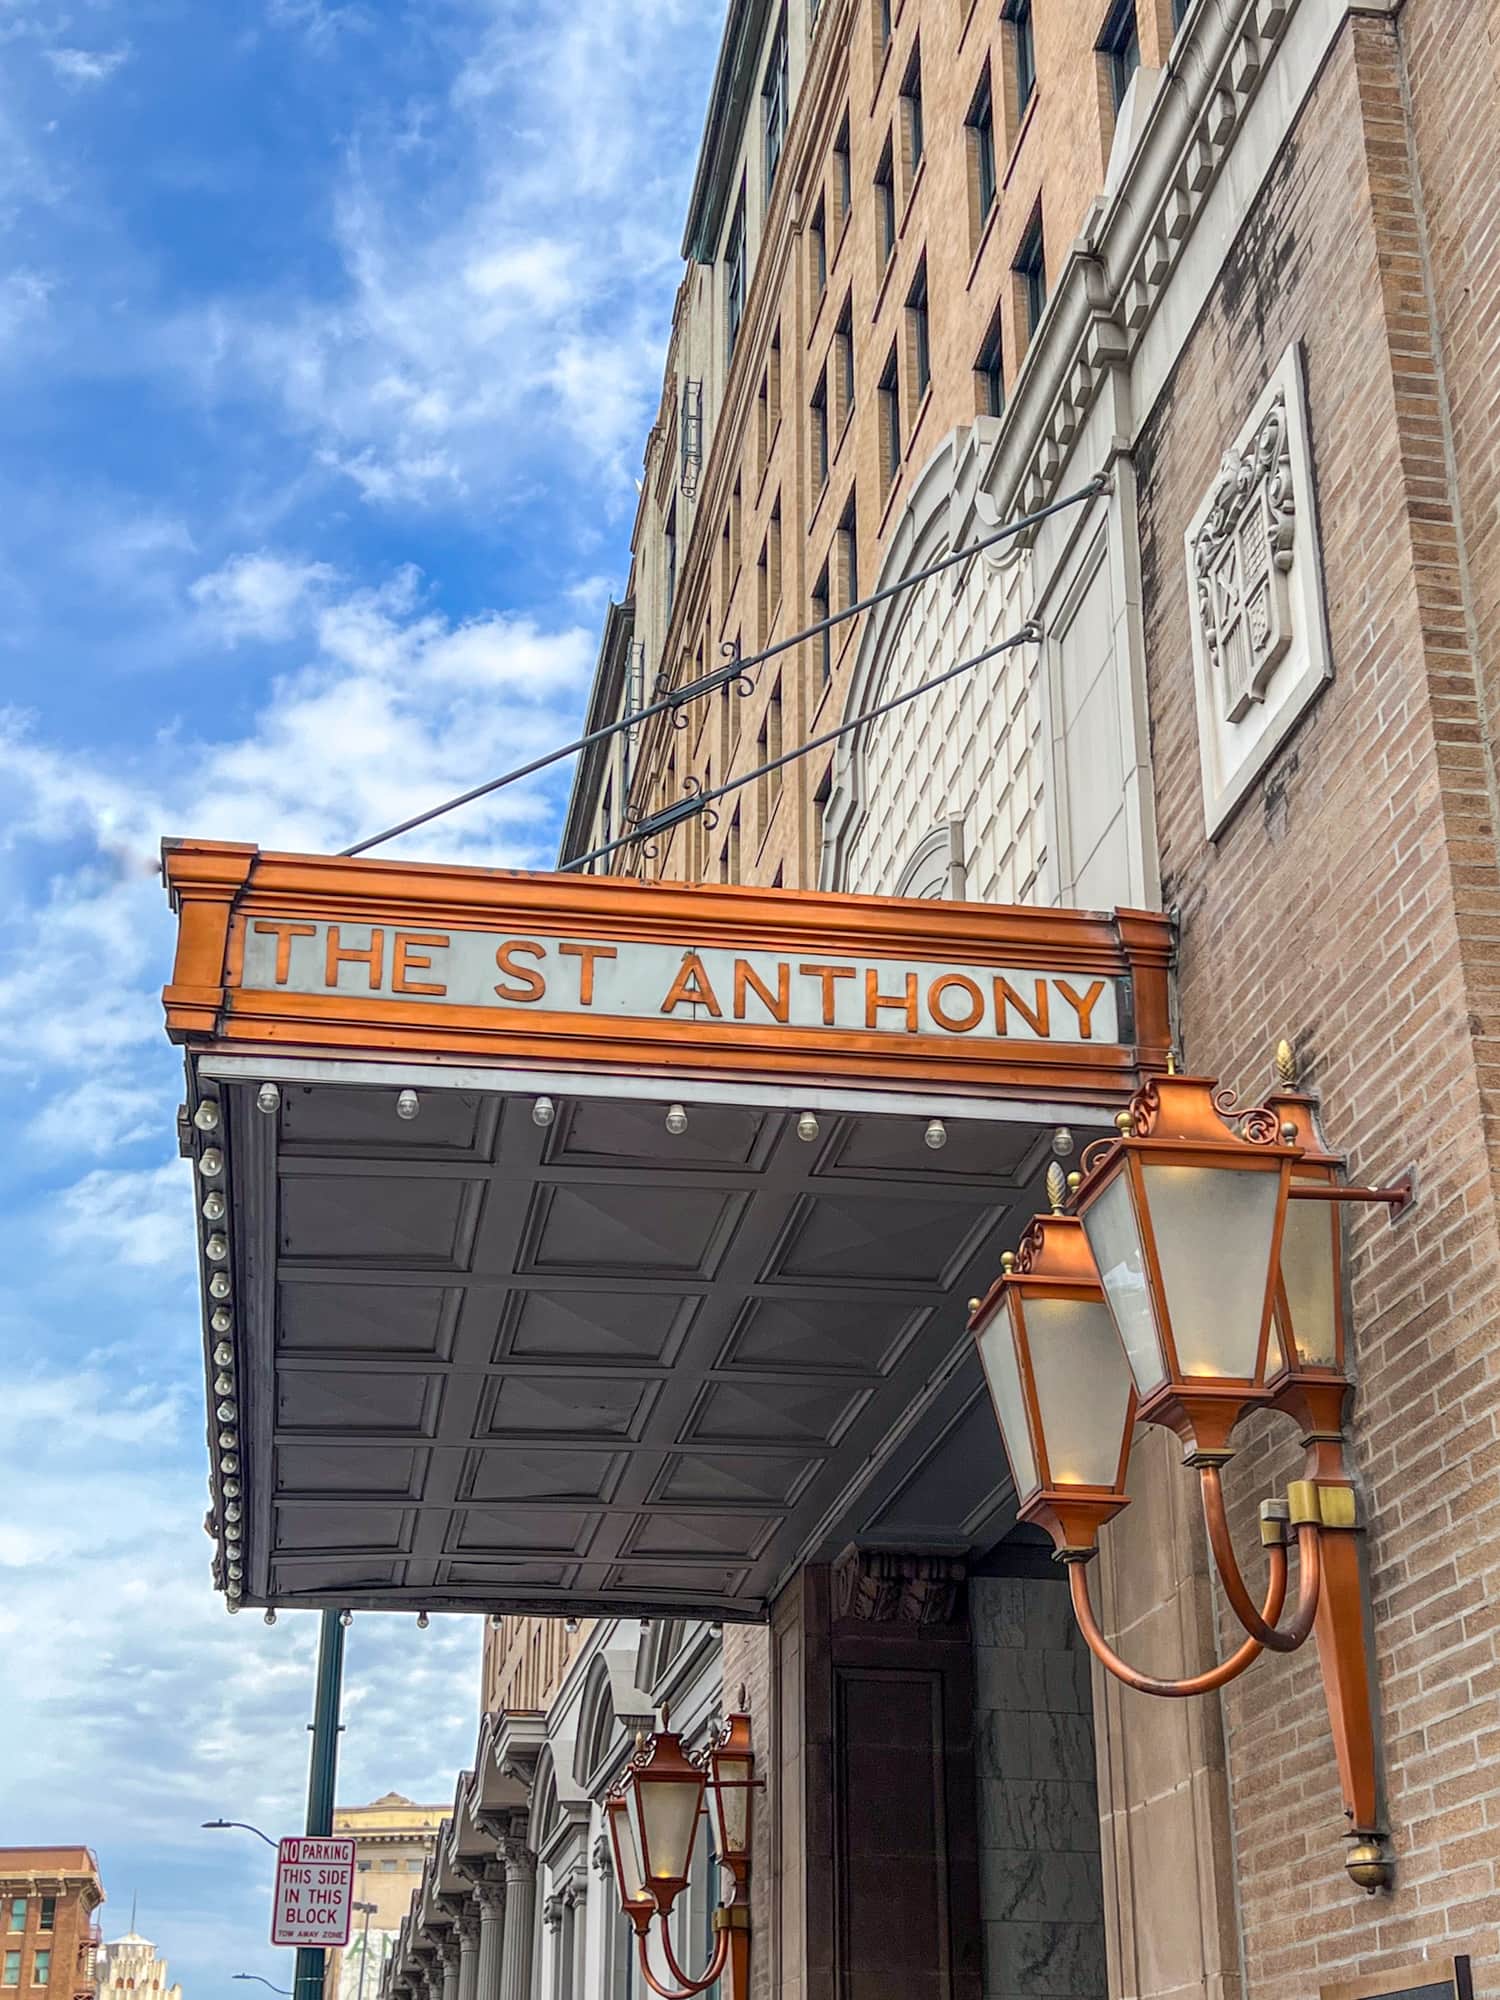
xmin=1025 ymin=1297 xmax=1134 ymax=1488
xmin=712 ymin=1753 xmax=751 ymax=1858
xmin=638 ymin=1772 xmax=703 ymax=1883
xmin=1278 ymin=1194 xmax=1339 ymax=1368
xmin=1141 ymin=1163 xmax=1280 ymax=1378
xmin=1082 ymin=1174 xmax=1167 ymax=1396
xmin=612 ymin=1801 xmax=646 ymax=1903
xmin=976 ymin=1311 xmax=1039 ymax=1500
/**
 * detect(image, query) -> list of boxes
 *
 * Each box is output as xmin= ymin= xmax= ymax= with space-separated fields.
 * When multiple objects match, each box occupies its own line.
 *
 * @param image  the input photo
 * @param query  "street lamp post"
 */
xmin=352 ymin=1902 xmax=379 ymax=2000
xmin=205 ymin=1820 xmax=278 ymax=1849
xmin=234 ymin=1976 xmax=293 ymax=1995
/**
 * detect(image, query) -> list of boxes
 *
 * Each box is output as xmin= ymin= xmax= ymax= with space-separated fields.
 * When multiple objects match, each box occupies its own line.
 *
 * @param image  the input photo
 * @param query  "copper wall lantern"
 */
xmin=605 ymin=1700 xmax=755 ymax=1999
xmin=969 ymin=1048 xmax=1411 ymax=1892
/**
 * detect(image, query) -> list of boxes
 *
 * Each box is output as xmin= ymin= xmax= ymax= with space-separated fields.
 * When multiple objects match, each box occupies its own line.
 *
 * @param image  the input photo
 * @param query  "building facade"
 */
xmin=0 ymin=1851 xmax=104 ymax=2000
xmin=95 ymin=1928 xmax=182 ymax=2000
xmin=325 ymin=1797 xmax=449 ymax=2000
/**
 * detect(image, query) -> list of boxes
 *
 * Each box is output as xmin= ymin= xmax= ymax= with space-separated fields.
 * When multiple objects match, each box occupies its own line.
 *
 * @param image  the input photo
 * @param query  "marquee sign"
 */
xmin=162 ymin=842 xmax=1172 ymax=1100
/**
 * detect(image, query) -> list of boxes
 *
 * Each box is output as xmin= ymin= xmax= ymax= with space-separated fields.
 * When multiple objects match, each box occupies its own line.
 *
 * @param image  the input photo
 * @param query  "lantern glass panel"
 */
xmin=1082 ymin=1173 xmax=1167 ymax=1396
xmin=975 ymin=1308 xmax=1039 ymax=1500
xmin=711 ymin=1753 xmax=752 ymax=1859
xmin=610 ymin=1799 xmax=646 ymax=1905
xmin=1278 ymin=1194 xmax=1339 ymax=1368
xmin=637 ymin=1769 xmax=704 ymax=1887
xmin=1025 ymin=1297 xmax=1134 ymax=1487
xmin=1139 ymin=1162 xmax=1280 ymax=1378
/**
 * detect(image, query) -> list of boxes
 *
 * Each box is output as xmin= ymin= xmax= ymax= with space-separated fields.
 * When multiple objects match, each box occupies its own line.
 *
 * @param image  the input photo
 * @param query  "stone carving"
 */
xmin=542 ymin=1892 xmax=564 ymax=1934
xmin=833 ymin=1545 xmax=966 ymax=1625
xmin=591 ymin=1833 xmax=613 ymax=1881
xmin=1191 ymin=390 xmax=1296 ymax=724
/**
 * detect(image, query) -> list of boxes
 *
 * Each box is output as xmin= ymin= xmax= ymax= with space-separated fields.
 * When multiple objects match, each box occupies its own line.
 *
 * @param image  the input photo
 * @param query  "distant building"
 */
xmin=96 ymin=1926 xmax=181 ymax=2000
xmin=0 ymin=1848 xmax=104 ymax=2000
xmin=325 ymin=1797 xmax=445 ymax=2000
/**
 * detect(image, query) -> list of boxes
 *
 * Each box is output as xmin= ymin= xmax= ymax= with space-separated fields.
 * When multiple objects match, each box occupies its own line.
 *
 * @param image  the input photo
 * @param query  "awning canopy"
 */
xmin=163 ymin=842 xmax=1171 ymax=1620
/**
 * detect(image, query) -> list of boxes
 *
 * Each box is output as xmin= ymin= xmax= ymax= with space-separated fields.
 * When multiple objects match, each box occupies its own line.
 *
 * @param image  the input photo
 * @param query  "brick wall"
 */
xmin=1134 ymin=12 xmax=1500 ymax=1999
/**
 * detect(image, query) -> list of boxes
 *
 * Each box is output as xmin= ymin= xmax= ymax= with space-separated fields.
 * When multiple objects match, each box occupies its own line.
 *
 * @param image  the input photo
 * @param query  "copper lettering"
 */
xmin=392 ymin=931 xmax=449 ymax=996
xmin=558 ymin=941 xmax=617 ymax=1007
xmin=865 ymin=968 xmax=919 ymax=1032
xmin=494 ymin=940 xmax=547 ymax=1002
xmin=660 ymin=952 xmax=724 ymax=1017
xmin=798 ymin=963 xmax=857 ymax=1026
xmin=927 ymin=973 xmax=985 ymax=1034
xmin=1056 ymin=978 xmax=1108 ymax=1041
xmin=325 ymin=925 xmax=385 ymax=991
xmin=995 ymin=978 xmax=1050 ymax=1038
xmin=734 ymin=958 xmax=790 ymax=1023
xmin=252 ymin=920 xmax=316 ymax=985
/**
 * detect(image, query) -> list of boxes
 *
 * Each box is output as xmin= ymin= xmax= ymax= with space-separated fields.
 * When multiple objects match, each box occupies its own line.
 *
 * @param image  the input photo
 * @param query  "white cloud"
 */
xmin=190 ymin=551 xmax=337 ymax=645
xmin=55 ymin=1160 xmax=196 ymax=1271
xmin=46 ymin=46 xmax=130 ymax=85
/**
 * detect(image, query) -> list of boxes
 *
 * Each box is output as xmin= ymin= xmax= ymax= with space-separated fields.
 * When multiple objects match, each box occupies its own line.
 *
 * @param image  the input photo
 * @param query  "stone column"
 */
xmin=457 ymin=1911 xmax=481 ymax=2000
xmin=563 ymin=1872 xmax=588 ymax=2000
xmin=440 ymin=1935 xmax=461 ymax=2000
xmin=499 ymin=1839 xmax=538 ymax=2000
xmin=474 ymin=1873 xmax=506 ymax=2000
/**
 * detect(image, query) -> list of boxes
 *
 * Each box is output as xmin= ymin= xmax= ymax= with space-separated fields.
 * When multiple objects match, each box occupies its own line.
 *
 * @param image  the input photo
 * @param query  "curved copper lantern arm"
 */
xmin=1199 ymin=1467 xmax=1323 ymax=1651
xmin=1066 ymin=1541 xmax=1288 ymax=1696
xmin=636 ymin=1921 xmax=732 ymax=2000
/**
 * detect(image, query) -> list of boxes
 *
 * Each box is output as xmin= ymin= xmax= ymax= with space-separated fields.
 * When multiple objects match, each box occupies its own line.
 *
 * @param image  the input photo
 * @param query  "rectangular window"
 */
xmin=1099 ymin=0 xmax=1141 ymax=114
xmin=1004 ymin=0 xmax=1035 ymax=118
xmin=1172 ymin=0 xmax=1190 ymax=23
xmin=967 ymin=68 xmax=997 ymax=237
xmin=872 ymin=0 xmax=891 ymax=67
xmin=810 ymin=373 xmax=829 ymax=492
xmin=833 ymin=115 xmax=852 ymax=232
xmin=1015 ymin=206 xmax=1047 ymax=339
xmin=2 ymin=1954 xmax=16 ymax=1988
xmin=767 ymin=326 xmax=781 ymax=434
xmin=810 ymin=194 xmax=827 ymax=304
xmin=32 ymin=1958 xmax=48 ymax=1990
xmin=814 ymin=768 xmax=833 ymax=880
xmin=768 ymin=498 xmax=782 ymax=619
xmin=906 ymin=257 xmax=930 ymax=404
xmin=975 ymin=306 xmax=1004 ymax=417
xmin=878 ymin=344 xmax=901 ymax=489
xmin=664 ymin=503 xmax=677 ymax=623
xmin=874 ymin=135 xmax=896 ymax=266
xmin=725 ymin=186 xmax=747 ymax=359
xmin=4 ymin=1910 xmax=20 ymax=1938
xmin=811 ymin=563 xmax=831 ymax=685
xmin=833 ymin=297 xmax=855 ymax=434
xmin=899 ymin=45 xmax=924 ymax=189
xmin=729 ymin=808 xmax=742 ymax=881
xmin=837 ymin=491 xmax=859 ymax=609
xmin=33 ymin=1914 xmax=49 ymax=1941
xmin=763 ymin=10 xmax=789 ymax=198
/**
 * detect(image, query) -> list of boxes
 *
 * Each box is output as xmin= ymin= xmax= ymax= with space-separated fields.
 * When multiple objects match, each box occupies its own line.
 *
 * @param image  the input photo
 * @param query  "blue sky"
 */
xmin=0 ymin=0 xmax=722 ymax=1988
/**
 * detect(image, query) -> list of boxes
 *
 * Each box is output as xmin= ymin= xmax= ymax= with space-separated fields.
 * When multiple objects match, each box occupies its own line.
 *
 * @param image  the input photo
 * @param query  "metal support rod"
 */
xmin=337 ymin=478 xmax=1104 ymax=861
xmin=294 ymin=1609 xmax=347 ymax=2000
xmin=1065 ymin=1541 xmax=1288 ymax=1696
xmin=1198 ymin=1471 xmax=1323 ymax=1651
xmin=1287 ymin=1177 xmax=1414 ymax=1214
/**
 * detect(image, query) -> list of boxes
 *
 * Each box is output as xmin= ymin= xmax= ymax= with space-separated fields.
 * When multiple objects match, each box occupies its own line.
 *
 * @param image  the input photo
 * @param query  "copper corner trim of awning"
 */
xmin=161 ymin=841 xmax=1172 ymax=1624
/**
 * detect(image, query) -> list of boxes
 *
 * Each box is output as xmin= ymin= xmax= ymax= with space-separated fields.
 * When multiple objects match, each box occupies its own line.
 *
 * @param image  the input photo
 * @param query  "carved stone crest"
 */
xmin=833 ymin=1545 xmax=966 ymax=1625
xmin=1191 ymin=389 xmax=1296 ymax=724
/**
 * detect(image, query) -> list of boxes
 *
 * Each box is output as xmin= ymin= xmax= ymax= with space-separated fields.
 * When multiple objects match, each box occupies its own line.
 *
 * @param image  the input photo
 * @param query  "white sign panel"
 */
xmin=239 ymin=919 xmax=1123 ymax=1047
xmin=271 ymin=1836 xmax=355 ymax=1947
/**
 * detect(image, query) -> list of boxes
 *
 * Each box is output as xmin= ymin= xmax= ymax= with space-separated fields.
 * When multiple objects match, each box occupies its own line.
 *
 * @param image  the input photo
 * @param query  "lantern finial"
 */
xmin=1275 ymin=1037 xmax=1297 ymax=1086
xmin=1115 ymin=1110 xmax=1134 ymax=1136
xmin=1045 ymin=1162 xmax=1067 ymax=1213
xmin=1166 ymin=1047 xmax=1178 ymax=1075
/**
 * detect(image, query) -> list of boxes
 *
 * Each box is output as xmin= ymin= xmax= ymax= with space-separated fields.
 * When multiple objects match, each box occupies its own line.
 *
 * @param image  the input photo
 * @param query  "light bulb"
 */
xmin=665 ymin=1103 xmax=688 ymax=1136
xmin=256 ymin=1083 xmax=281 ymax=1115
xmin=226 ymin=1583 xmax=242 ymax=1601
xmin=202 ymin=1191 xmax=227 ymax=1222
xmin=1052 ymin=1126 xmax=1075 ymax=1158
xmin=194 ymin=1101 xmax=221 ymax=1133
xmin=564 ymin=1617 xmax=579 ymax=1635
xmin=223 ymin=1480 xmax=240 ymax=1499
xmin=924 ymin=1119 xmax=948 ymax=1150
xmin=217 ymin=1400 xmax=237 ymax=1423
xmin=227 ymin=1561 xmax=243 ymax=1581
xmin=211 ymin=1308 xmax=233 ymax=1335
xmin=226 ymin=1600 xmax=240 ymax=1615
xmin=416 ymin=1610 xmax=429 ymax=1629
xmin=213 ymin=1341 xmax=233 ymax=1367
xmin=197 ymin=1148 xmax=224 ymax=1178
xmin=220 ymin=1454 xmax=239 ymax=1475
xmin=532 ymin=1096 xmax=556 ymax=1128
xmin=264 ymin=1609 xmax=277 ymax=1626
xmin=209 ymin=1272 xmax=232 ymax=1300
xmin=340 ymin=1609 xmax=353 ymax=1628
xmin=489 ymin=1614 xmax=503 ymax=1630
xmin=225 ymin=1504 xmax=242 ymax=1524
xmin=205 ymin=1234 xmax=229 ymax=1263
xmin=396 ymin=1089 xmax=420 ymax=1121
xmin=796 ymin=1111 xmax=820 ymax=1142
xmin=214 ymin=1374 xmax=234 ymax=1397
xmin=224 ymin=1522 xmax=241 ymax=1542
xmin=218 ymin=1431 xmax=236 ymax=1452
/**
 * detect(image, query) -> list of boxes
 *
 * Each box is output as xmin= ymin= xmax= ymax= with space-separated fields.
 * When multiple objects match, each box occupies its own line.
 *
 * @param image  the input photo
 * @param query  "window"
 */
xmin=832 ymin=115 xmax=852 ymax=232
xmin=811 ymin=563 xmax=831 ymax=684
xmin=664 ymin=503 xmax=677 ymax=622
xmin=757 ymin=677 xmax=783 ymax=831
xmin=728 ymin=808 xmax=742 ymax=881
xmin=810 ymin=373 xmax=829 ymax=492
xmin=975 ymin=306 xmax=1004 ymax=416
xmin=966 ymin=68 xmax=997 ymax=237
xmin=906 ymin=257 xmax=930 ymax=404
xmin=34 ymin=1913 xmax=50 ymax=1940
xmin=900 ymin=45 xmax=924 ymax=188
xmin=1015 ymin=206 xmax=1047 ymax=338
xmin=814 ymin=768 xmax=833 ymax=880
xmin=2 ymin=1954 xmax=17 ymax=1988
xmin=833 ymin=296 xmax=855 ymax=434
xmin=380 ymin=1860 xmax=398 ymax=1873
xmin=763 ymin=11 xmax=789 ymax=198
xmin=1004 ymin=0 xmax=1035 ymax=119
xmin=31 ymin=1958 xmax=48 ymax=1990
xmin=1171 ymin=0 xmax=1191 ymax=25
xmin=725 ymin=186 xmax=747 ymax=358
xmin=872 ymin=0 xmax=891 ymax=67
xmin=874 ymin=135 xmax=896 ymax=266
xmin=4 ymin=1910 xmax=20 ymax=1937
xmin=810 ymin=194 xmax=827 ymax=304
xmin=1099 ymin=0 xmax=1140 ymax=114
xmin=837 ymin=491 xmax=859 ymax=609
xmin=878 ymin=344 xmax=901 ymax=489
